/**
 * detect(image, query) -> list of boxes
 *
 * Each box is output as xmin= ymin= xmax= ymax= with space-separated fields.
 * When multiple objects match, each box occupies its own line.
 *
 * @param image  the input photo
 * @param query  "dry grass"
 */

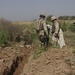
xmin=59 ymin=20 xmax=75 ymax=24
xmin=12 ymin=21 xmax=33 ymax=25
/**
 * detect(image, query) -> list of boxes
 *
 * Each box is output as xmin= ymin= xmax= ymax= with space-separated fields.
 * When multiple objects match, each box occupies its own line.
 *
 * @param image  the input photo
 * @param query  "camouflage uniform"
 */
xmin=35 ymin=13 xmax=49 ymax=47
xmin=52 ymin=21 xmax=60 ymax=39
xmin=51 ymin=16 xmax=65 ymax=48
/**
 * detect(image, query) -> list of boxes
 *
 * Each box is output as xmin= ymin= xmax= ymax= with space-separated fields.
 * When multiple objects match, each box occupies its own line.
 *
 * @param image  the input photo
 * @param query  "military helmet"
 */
xmin=39 ymin=13 xmax=46 ymax=18
xmin=51 ymin=16 xmax=57 ymax=21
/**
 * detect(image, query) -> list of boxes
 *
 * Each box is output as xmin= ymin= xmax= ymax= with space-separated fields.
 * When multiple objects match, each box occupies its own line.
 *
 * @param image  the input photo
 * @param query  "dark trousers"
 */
xmin=39 ymin=34 xmax=49 ymax=47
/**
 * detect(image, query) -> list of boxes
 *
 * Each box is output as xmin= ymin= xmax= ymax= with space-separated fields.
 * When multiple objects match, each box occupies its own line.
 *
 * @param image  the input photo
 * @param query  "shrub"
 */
xmin=64 ymin=31 xmax=75 ymax=48
xmin=0 ymin=18 xmax=23 ymax=41
xmin=22 ymin=26 xmax=37 ymax=45
xmin=60 ymin=22 xmax=68 ymax=32
xmin=0 ymin=29 xmax=9 ymax=47
xmin=0 ymin=18 xmax=37 ymax=46
xmin=69 ymin=24 xmax=75 ymax=32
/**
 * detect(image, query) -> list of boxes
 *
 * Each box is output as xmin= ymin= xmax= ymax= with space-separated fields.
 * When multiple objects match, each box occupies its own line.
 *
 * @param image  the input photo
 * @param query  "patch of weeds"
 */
xmin=72 ymin=49 xmax=75 ymax=54
xmin=51 ymin=42 xmax=60 ymax=49
xmin=65 ymin=58 xmax=70 ymax=62
xmin=33 ymin=46 xmax=48 ymax=59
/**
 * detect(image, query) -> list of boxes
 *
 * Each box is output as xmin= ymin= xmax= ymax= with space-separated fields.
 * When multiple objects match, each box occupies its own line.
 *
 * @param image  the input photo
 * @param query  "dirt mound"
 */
xmin=0 ymin=47 xmax=30 ymax=75
xmin=21 ymin=47 xmax=75 ymax=75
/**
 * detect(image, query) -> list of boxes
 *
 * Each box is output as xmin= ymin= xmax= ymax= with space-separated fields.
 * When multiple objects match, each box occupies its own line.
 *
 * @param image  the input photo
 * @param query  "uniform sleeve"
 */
xmin=55 ymin=22 xmax=59 ymax=33
xmin=43 ymin=21 xmax=48 ymax=35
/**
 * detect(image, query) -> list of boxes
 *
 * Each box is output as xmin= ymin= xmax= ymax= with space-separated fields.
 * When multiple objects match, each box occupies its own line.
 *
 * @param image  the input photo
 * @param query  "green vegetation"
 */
xmin=0 ymin=29 xmax=9 ymax=47
xmin=60 ymin=22 xmax=68 ymax=32
xmin=69 ymin=24 xmax=75 ymax=32
xmin=0 ymin=18 xmax=37 ymax=47
xmin=33 ymin=46 xmax=48 ymax=59
xmin=0 ymin=18 xmax=75 ymax=56
xmin=46 ymin=15 xmax=75 ymax=21
xmin=58 ymin=15 xmax=75 ymax=20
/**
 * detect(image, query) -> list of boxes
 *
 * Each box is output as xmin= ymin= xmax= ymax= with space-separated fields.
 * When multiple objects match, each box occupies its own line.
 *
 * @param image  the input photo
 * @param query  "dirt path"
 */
xmin=21 ymin=46 xmax=75 ymax=75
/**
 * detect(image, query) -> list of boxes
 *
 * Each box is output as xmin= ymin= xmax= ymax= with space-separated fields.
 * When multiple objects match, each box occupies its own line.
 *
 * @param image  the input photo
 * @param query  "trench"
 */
xmin=2 ymin=50 xmax=30 ymax=75
xmin=13 ymin=55 xmax=28 ymax=75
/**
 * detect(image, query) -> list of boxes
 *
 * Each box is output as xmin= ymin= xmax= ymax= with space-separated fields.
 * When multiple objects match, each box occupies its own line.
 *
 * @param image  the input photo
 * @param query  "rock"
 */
xmin=25 ymin=45 xmax=31 ymax=48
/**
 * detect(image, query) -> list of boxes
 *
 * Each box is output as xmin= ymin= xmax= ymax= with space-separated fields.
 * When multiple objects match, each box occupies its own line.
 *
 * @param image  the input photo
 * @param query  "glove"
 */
xmin=54 ymin=33 xmax=59 ymax=38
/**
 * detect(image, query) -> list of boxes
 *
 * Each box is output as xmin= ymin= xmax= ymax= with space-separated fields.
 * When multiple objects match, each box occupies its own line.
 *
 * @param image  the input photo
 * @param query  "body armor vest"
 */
xmin=52 ymin=24 xmax=60 ymax=34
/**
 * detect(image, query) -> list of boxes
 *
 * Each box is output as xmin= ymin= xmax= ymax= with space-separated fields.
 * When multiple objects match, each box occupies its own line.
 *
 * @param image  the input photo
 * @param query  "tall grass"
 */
xmin=0 ymin=18 xmax=37 ymax=47
xmin=0 ymin=18 xmax=75 ymax=48
xmin=59 ymin=21 xmax=75 ymax=48
xmin=0 ymin=29 xmax=9 ymax=47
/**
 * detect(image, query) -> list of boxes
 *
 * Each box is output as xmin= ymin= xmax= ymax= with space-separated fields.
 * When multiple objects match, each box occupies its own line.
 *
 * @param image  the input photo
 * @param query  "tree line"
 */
xmin=46 ymin=15 xmax=75 ymax=21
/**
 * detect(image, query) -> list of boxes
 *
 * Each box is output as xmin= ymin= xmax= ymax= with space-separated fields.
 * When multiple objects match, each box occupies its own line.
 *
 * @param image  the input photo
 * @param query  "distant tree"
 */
xmin=58 ymin=15 xmax=75 ymax=20
xmin=46 ymin=15 xmax=52 ymax=21
xmin=70 ymin=16 xmax=75 ymax=20
xmin=58 ymin=16 xmax=70 ymax=20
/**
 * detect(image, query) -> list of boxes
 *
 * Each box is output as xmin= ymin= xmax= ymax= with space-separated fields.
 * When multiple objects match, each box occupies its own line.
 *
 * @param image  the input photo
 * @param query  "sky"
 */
xmin=0 ymin=0 xmax=75 ymax=21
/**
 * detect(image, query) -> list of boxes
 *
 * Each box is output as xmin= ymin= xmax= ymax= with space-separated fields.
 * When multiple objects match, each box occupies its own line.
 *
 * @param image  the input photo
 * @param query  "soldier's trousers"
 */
xmin=39 ymin=34 xmax=49 ymax=47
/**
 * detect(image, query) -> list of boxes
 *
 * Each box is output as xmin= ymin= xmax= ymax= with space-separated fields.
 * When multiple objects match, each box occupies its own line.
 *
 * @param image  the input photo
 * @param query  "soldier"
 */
xmin=51 ymin=16 xmax=65 ymax=48
xmin=35 ymin=13 xmax=49 ymax=47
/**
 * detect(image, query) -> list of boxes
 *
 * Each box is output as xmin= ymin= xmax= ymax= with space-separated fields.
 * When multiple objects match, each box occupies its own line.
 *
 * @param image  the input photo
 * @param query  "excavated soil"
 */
xmin=21 ymin=46 xmax=75 ymax=75
xmin=0 ymin=46 xmax=31 ymax=75
xmin=0 ymin=44 xmax=75 ymax=75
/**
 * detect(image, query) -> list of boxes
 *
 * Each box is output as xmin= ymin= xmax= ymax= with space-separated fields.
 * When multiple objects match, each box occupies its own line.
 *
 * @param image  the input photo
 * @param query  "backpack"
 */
xmin=39 ymin=20 xmax=44 ymax=30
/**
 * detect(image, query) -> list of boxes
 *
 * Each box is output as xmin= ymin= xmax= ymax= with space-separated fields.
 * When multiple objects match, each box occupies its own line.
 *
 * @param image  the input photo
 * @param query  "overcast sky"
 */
xmin=0 ymin=0 xmax=75 ymax=21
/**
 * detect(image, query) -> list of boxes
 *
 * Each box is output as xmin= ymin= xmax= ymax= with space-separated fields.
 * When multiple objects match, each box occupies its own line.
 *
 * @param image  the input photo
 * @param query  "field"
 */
xmin=0 ymin=19 xmax=75 ymax=75
xmin=14 ymin=20 xmax=75 ymax=75
xmin=12 ymin=21 xmax=33 ymax=25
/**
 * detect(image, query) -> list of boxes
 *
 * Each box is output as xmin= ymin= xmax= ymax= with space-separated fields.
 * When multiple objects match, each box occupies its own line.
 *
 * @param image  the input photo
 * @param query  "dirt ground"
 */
xmin=0 ymin=46 xmax=31 ymax=75
xmin=21 ymin=46 xmax=75 ymax=75
xmin=0 ymin=43 xmax=75 ymax=75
